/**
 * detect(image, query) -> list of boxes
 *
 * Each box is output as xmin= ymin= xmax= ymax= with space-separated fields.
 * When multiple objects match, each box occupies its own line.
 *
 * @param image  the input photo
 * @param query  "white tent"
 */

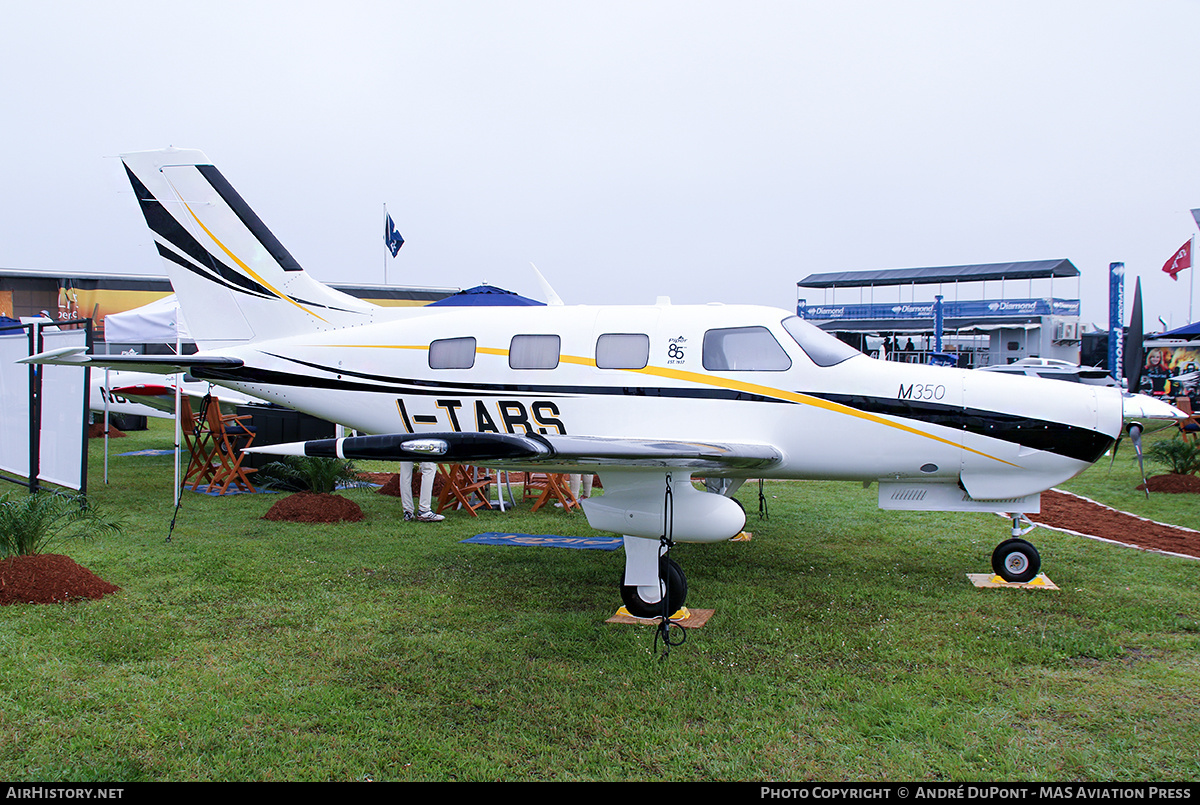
xmin=104 ymin=294 xmax=191 ymax=344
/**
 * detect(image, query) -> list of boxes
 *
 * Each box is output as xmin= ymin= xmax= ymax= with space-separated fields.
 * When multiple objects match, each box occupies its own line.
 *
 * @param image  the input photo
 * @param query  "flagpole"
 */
xmin=1191 ymin=234 xmax=1195 ymax=323
xmin=383 ymin=203 xmax=389 ymax=287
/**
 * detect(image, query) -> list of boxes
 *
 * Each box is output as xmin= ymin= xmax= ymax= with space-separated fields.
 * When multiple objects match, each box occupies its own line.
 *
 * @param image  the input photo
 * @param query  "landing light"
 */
xmin=401 ymin=439 xmax=449 ymax=455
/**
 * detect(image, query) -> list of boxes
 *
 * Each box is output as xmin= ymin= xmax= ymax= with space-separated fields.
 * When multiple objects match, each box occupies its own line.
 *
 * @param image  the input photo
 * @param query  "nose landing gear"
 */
xmin=991 ymin=514 xmax=1042 ymax=583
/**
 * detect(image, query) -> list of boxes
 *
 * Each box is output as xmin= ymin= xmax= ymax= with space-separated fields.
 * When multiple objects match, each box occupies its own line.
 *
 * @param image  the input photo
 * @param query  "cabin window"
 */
xmin=428 ymin=337 xmax=476 ymax=369
xmin=596 ymin=333 xmax=649 ymax=369
xmin=781 ymin=316 xmax=861 ymax=367
xmin=509 ymin=334 xmax=560 ymax=369
xmin=702 ymin=326 xmax=792 ymax=371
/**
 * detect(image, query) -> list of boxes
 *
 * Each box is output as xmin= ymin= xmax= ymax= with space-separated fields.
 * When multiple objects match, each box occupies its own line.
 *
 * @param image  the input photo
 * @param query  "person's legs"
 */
xmin=416 ymin=463 xmax=444 ymax=522
xmin=400 ymin=462 xmax=415 ymax=520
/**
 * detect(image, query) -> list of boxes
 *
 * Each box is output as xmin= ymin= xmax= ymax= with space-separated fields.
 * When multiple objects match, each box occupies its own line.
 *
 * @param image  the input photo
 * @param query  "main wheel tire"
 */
xmin=619 ymin=556 xmax=688 ymax=619
xmin=991 ymin=538 xmax=1041 ymax=584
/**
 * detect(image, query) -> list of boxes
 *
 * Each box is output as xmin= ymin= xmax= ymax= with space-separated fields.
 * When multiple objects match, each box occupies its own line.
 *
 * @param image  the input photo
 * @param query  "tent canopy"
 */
xmin=797 ymin=259 xmax=1080 ymax=289
xmin=103 ymin=294 xmax=191 ymax=343
xmin=427 ymin=285 xmax=545 ymax=307
xmin=1158 ymin=321 xmax=1200 ymax=339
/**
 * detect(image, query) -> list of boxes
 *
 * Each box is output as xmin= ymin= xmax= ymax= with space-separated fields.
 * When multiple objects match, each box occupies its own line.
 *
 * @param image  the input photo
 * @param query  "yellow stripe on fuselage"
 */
xmin=316 ymin=343 xmax=1016 ymax=466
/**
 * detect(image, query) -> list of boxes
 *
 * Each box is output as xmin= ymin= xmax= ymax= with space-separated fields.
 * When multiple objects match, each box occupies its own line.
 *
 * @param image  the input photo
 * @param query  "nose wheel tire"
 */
xmin=991 ymin=538 xmax=1041 ymax=584
xmin=620 ymin=556 xmax=688 ymax=619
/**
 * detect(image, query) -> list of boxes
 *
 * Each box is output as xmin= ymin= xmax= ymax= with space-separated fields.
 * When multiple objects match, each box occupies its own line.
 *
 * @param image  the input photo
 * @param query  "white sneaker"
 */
xmin=416 ymin=511 xmax=445 ymax=522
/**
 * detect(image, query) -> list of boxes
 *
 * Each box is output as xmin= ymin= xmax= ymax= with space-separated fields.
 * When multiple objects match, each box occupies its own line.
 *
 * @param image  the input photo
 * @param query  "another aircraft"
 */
xmin=976 ymin=357 xmax=1119 ymax=387
xmin=92 ymin=368 xmax=263 ymax=420
xmin=23 ymin=148 xmax=1186 ymax=619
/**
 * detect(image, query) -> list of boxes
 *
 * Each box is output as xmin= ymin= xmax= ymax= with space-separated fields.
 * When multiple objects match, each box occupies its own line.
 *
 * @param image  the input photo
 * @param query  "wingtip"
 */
xmin=1123 ymin=392 xmax=1188 ymax=422
xmin=17 ymin=346 xmax=90 ymax=365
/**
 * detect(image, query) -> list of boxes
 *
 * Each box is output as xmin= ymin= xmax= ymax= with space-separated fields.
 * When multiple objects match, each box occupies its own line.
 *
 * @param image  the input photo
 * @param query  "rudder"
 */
xmin=121 ymin=148 xmax=376 ymax=349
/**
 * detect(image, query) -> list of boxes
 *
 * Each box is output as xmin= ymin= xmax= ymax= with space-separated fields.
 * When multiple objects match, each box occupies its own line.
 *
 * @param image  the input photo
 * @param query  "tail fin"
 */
xmin=120 ymin=148 xmax=377 ymax=350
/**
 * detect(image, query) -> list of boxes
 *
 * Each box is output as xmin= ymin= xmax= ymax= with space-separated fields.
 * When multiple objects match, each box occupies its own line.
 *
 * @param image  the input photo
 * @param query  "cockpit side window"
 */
xmin=781 ymin=316 xmax=861 ymax=367
xmin=702 ymin=326 xmax=792 ymax=371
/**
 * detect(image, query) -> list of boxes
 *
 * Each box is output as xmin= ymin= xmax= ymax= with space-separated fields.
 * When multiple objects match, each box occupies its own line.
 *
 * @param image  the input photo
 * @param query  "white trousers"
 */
xmin=569 ymin=473 xmax=594 ymax=499
xmin=400 ymin=462 xmax=437 ymax=514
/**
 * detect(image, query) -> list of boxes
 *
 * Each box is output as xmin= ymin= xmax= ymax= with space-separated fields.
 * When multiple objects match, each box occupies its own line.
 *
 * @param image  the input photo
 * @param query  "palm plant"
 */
xmin=0 ymin=491 xmax=123 ymax=557
xmin=254 ymin=456 xmax=363 ymax=494
xmin=1146 ymin=435 xmax=1200 ymax=476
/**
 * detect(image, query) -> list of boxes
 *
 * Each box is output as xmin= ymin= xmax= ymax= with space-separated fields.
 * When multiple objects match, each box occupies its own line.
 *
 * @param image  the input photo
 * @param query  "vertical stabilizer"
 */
xmin=120 ymin=148 xmax=377 ymax=349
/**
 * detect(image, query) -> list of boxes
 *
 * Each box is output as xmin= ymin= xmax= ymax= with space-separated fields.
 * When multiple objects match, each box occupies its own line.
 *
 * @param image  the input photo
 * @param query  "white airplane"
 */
xmin=23 ymin=148 xmax=1186 ymax=620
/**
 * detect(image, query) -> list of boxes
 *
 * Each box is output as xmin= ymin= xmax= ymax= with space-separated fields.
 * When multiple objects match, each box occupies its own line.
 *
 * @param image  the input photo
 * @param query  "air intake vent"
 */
xmin=888 ymin=488 xmax=927 ymax=502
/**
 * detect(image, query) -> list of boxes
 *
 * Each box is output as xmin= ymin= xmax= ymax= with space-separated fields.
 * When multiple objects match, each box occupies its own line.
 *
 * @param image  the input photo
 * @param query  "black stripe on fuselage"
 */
xmin=192 ymin=361 xmax=776 ymax=402
xmin=259 ymin=352 xmax=783 ymax=402
xmin=192 ymin=357 xmax=1114 ymax=463
xmin=808 ymin=393 xmax=1113 ymax=464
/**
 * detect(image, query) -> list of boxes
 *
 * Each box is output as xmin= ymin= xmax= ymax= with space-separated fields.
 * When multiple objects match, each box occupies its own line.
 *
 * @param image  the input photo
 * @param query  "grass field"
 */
xmin=1 ymin=419 xmax=1198 ymax=782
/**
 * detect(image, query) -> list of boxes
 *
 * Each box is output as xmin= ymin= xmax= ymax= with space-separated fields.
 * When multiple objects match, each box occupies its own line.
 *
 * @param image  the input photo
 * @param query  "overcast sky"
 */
xmin=4 ymin=1 xmax=1200 ymax=331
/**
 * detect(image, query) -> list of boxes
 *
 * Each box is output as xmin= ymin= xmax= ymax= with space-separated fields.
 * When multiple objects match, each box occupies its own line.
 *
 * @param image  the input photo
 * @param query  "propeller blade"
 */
xmin=1128 ymin=422 xmax=1149 ymax=499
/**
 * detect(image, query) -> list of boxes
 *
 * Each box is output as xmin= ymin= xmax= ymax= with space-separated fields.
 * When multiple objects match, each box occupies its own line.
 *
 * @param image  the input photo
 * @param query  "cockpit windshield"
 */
xmin=781 ymin=316 xmax=862 ymax=367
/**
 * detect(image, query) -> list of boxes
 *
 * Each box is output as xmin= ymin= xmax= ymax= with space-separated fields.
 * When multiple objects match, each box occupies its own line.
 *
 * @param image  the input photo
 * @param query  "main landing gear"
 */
xmin=619 ymin=554 xmax=688 ymax=619
xmin=991 ymin=515 xmax=1042 ymax=583
xmin=595 ymin=471 xmax=745 ymax=620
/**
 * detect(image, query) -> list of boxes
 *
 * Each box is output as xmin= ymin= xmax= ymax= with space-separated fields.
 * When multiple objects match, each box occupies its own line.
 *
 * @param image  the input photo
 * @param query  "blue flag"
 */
xmin=384 ymin=213 xmax=404 ymax=257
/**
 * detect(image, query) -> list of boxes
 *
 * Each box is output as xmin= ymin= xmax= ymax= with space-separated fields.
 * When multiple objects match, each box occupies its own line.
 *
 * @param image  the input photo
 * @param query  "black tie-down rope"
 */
xmin=166 ymin=391 xmax=213 ymax=543
xmin=654 ymin=474 xmax=687 ymax=659
xmin=758 ymin=478 xmax=769 ymax=520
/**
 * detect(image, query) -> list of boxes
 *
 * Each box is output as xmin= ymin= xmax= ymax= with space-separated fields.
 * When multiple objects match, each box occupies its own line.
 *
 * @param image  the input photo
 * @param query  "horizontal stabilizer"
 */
xmin=246 ymin=432 xmax=782 ymax=472
xmin=20 ymin=350 xmax=244 ymax=375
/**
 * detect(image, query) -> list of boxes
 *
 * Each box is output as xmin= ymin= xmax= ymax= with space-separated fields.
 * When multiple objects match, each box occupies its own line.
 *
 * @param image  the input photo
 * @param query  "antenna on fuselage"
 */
xmin=529 ymin=263 xmax=565 ymax=306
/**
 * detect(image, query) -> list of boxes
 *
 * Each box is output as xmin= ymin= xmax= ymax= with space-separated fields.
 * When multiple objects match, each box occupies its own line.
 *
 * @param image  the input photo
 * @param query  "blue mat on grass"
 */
xmin=186 ymin=484 xmax=280 ymax=496
xmin=462 ymin=533 xmax=622 ymax=551
xmin=116 ymin=449 xmax=176 ymax=456
xmin=185 ymin=480 xmax=367 ymax=496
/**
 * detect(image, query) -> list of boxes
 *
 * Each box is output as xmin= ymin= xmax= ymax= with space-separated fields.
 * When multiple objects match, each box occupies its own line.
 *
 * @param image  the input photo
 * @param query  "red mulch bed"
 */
xmin=1030 ymin=484 xmax=1200 ymax=559
xmin=1138 ymin=473 xmax=1200 ymax=494
xmin=87 ymin=423 xmax=125 ymax=438
xmin=263 ymin=492 xmax=364 ymax=523
xmin=0 ymin=553 xmax=120 ymax=605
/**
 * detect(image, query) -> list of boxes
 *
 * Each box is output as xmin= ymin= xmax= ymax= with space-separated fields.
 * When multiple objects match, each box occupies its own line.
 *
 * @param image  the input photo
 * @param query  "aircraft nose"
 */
xmin=962 ymin=371 xmax=1123 ymax=466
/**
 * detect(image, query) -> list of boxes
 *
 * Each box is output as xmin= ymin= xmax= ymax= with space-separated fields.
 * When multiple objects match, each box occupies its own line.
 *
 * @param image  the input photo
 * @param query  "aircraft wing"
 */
xmin=18 ymin=347 xmax=244 ymax=374
xmin=246 ymin=431 xmax=783 ymax=472
xmin=1124 ymin=391 xmax=1190 ymax=423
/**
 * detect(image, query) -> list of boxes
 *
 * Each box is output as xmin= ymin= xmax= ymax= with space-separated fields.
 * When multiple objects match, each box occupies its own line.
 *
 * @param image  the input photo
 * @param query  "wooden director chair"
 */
xmin=524 ymin=473 xmax=580 ymax=513
xmin=180 ymin=396 xmax=218 ymax=490
xmin=180 ymin=395 xmax=257 ymax=494
xmin=203 ymin=400 xmax=258 ymax=494
xmin=434 ymin=464 xmax=493 ymax=517
xmin=1175 ymin=397 xmax=1200 ymax=443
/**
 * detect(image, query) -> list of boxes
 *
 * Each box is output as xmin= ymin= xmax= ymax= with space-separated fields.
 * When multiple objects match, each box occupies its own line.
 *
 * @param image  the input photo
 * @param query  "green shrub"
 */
xmin=1146 ymin=435 xmax=1200 ymax=476
xmin=254 ymin=455 xmax=363 ymax=494
xmin=0 ymin=490 xmax=123 ymax=557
